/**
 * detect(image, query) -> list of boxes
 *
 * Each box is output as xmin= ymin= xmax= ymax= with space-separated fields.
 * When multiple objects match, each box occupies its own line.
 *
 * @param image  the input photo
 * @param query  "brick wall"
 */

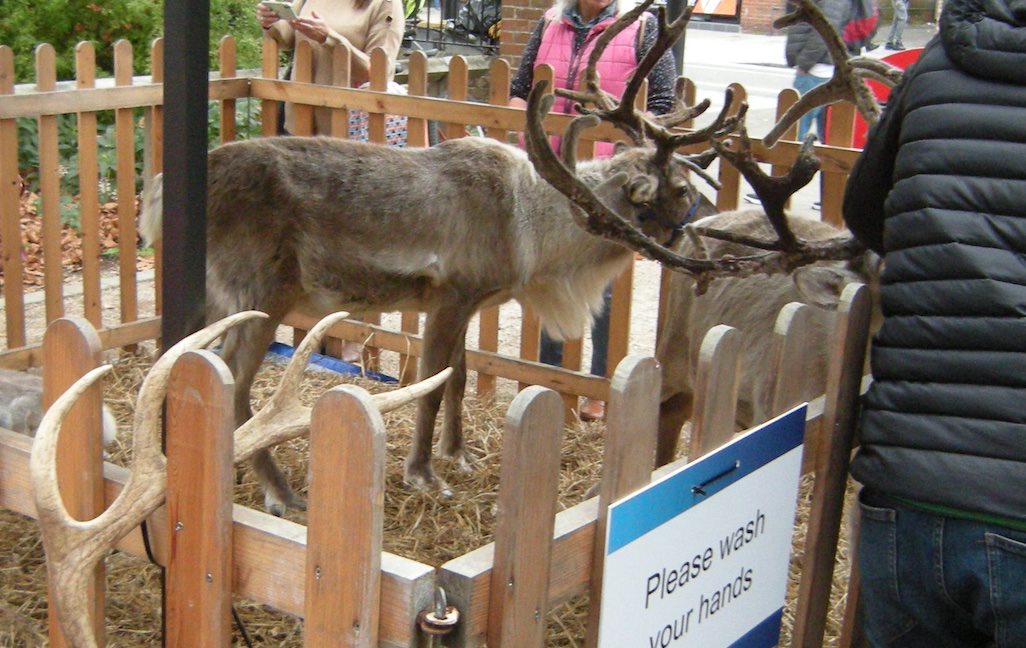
xmin=500 ymin=0 xmax=550 ymax=72
xmin=739 ymin=0 xmax=787 ymax=33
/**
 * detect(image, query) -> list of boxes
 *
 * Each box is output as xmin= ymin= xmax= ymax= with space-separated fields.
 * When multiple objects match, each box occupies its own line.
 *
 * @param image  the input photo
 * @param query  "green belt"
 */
xmin=890 ymin=495 xmax=1026 ymax=533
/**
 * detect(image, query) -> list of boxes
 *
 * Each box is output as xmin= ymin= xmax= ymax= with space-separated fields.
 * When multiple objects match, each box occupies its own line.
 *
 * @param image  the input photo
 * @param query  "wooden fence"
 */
xmin=0 ymin=34 xmax=871 ymax=646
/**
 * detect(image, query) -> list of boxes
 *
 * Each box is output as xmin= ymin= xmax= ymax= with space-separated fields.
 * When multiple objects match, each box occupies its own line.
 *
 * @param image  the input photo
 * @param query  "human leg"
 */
xmin=794 ymin=73 xmax=829 ymax=139
xmin=886 ymin=0 xmax=908 ymax=47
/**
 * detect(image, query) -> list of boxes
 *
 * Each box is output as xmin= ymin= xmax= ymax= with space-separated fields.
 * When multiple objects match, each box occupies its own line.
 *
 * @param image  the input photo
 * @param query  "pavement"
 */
xmin=683 ymin=22 xmax=939 ymax=67
xmin=674 ymin=21 xmax=940 ymax=216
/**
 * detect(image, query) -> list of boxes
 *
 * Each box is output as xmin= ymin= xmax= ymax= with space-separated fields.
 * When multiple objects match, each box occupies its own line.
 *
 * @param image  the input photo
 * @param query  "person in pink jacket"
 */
xmin=508 ymin=0 xmax=676 ymax=422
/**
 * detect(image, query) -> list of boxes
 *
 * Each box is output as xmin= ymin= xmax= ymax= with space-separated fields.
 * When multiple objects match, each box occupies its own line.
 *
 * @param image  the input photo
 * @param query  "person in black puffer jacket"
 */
xmin=843 ymin=0 xmax=1026 ymax=644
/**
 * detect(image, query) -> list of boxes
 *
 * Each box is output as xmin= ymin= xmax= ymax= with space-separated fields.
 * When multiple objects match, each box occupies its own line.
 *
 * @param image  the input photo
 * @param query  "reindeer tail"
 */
xmin=139 ymin=172 xmax=164 ymax=246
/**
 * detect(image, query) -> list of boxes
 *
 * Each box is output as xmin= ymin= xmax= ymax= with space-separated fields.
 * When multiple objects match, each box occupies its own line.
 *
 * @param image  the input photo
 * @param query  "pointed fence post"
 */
xmin=584 ymin=355 xmax=661 ymax=648
xmin=792 ymin=283 xmax=872 ymax=647
xmin=42 ymin=317 xmax=106 ymax=648
xmin=305 ymin=386 xmax=386 ymax=647
xmin=487 ymin=386 xmax=564 ymax=647
xmin=165 ymin=350 xmax=236 ymax=647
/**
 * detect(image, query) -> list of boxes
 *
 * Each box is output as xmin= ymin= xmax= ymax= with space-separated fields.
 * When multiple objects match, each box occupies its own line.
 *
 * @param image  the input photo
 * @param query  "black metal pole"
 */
xmin=160 ymin=2 xmax=209 ymax=644
xmin=162 ymin=0 xmax=210 ymax=354
xmin=667 ymin=0 xmax=687 ymax=72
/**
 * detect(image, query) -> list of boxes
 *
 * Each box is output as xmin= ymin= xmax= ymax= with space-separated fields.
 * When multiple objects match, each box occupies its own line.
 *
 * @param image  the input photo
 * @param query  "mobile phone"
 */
xmin=263 ymin=1 xmax=298 ymax=21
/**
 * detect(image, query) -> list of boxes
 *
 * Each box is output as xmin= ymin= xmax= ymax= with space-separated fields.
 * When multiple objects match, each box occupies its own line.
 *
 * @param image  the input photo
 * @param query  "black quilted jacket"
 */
xmin=843 ymin=0 xmax=1026 ymax=521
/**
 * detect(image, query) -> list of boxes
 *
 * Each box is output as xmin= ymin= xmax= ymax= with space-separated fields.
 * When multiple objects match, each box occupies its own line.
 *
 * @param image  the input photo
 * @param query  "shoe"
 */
xmin=579 ymin=398 xmax=606 ymax=422
xmin=865 ymin=41 xmax=879 ymax=52
xmin=885 ymin=42 xmax=906 ymax=51
xmin=744 ymin=192 xmax=761 ymax=205
xmin=812 ymin=200 xmax=821 ymax=211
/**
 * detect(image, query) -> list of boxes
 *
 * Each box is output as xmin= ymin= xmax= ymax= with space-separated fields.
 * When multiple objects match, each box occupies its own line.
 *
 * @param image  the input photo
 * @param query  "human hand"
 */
xmin=291 ymin=10 xmax=330 ymax=44
xmin=256 ymin=3 xmax=282 ymax=30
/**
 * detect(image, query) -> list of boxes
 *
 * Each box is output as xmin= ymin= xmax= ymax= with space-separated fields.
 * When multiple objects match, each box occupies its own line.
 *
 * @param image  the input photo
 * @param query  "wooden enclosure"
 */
xmin=0 ymin=34 xmax=871 ymax=646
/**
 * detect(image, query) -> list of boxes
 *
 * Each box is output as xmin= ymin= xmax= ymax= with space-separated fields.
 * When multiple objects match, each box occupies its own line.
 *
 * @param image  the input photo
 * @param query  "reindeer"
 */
xmin=138 ymin=0 xmax=754 ymax=513
xmin=0 ymin=367 xmax=118 ymax=447
xmin=655 ymin=208 xmax=881 ymax=465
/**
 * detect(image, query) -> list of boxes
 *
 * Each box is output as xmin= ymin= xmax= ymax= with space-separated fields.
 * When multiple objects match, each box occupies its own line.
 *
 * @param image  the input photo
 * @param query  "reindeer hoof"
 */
xmin=452 ymin=453 xmax=475 ymax=474
xmin=404 ymin=465 xmax=455 ymax=498
xmin=264 ymin=492 xmax=307 ymax=517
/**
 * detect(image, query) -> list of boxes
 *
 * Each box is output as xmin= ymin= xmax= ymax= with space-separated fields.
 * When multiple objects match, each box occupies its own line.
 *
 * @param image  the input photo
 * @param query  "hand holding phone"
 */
xmin=262 ymin=1 xmax=298 ymax=21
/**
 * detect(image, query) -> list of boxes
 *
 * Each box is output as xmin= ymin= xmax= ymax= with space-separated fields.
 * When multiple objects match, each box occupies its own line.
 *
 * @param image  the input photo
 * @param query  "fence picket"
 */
xmin=444 ymin=55 xmax=470 ymax=141
xmin=165 ymin=350 xmax=235 ymax=647
xmin=35 ymin=44 xmax=65 ymax=324
xmin=584 ymin=355 xmax=661 ymax=648
xmin=769 ymin=301 xmax=816 ymax=416
xmin=42 ymin=318 xmax=106 ymax=647
xmin=487 ymin=386 xmax=563 ymax=647
xmin=0 ymin=47 xmax=26 ymax=348
xmin=218 ymin=36 xmax=237 ymax=144
xmin=822 ymin=101 xmax=855 ymax=226
xmin=261 ymin=36 xmax=281 ymax=137
xmin=305 ymin=386 xmax=385 ymax=647
xmin=114 ymin=40 xmax=138 ymax=332
xmin=368 ymin=48 xmax=389 ymax=144
xmin=715 ymin=83 xmax=746 ymax=211
xmin=476 ymin=58 xmax=511 ymax=398
xmin=76 ymin=43 xmax=103 ymax=328
xmin=792 ymin=283 xmax=871 ymax=647
xmin=688 ymin=324 xmax=741 ymax=459
xmin=330 ymin=44 xmax=352 ymax=138
xmin=148 ymin=38 xmax=165 ymax=316
xmin=292 ymin=41 xmax=315 ymax=135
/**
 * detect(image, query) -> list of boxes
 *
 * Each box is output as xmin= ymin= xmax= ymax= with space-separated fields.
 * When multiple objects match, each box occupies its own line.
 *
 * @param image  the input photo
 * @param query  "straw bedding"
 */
xmin=0 ymin=346 xmax=855 ymax=646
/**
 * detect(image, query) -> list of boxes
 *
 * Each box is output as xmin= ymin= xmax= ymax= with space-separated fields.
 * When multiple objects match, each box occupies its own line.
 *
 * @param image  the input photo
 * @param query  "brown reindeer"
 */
xmin=655 ymin=209 xmax=881 ymax=465
xmin=137 ymin=0 xmax=774 ymax=513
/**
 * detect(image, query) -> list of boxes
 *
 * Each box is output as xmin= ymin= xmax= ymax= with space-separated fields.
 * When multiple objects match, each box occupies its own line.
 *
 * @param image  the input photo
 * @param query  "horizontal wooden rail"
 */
xmin=0 ymin=429 xmax=436 ymax=647
xmin=0 ymin=78 xmax=247 ymax=119
xmin=0 ymin=317 xmax=162 ymax=370
xmin=283 ymin=311 xmax=610 ymax=401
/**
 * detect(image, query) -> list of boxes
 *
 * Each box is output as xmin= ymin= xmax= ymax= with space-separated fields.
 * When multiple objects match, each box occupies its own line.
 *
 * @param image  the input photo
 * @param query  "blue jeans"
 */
xmin=539 ymin=288 xmax=610 ymax=378
xmin=857 ymin=490 xmax=1026 ymax=647
xmin=794 ymin=72 xmax=829 ymax=140
xmin=887 ymin=0 xmax=908 ymax=45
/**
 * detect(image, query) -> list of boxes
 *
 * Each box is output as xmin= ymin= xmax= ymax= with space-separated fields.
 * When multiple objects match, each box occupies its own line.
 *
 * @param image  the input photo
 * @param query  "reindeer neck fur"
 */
xmin=511 ymin=152 xmax=638 ymax=340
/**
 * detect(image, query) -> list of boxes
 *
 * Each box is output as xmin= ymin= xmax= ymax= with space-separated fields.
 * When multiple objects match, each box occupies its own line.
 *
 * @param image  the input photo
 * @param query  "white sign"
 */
xmin=597 ymin=406 xmax=806 ymax=648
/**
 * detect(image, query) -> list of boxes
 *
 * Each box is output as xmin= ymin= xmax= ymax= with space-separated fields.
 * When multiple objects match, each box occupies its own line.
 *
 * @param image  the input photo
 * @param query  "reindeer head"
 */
xmin=523 ymin=0 xmax=901 ymax=289
xmin=592 ymin=145 xmax=703 ymax=246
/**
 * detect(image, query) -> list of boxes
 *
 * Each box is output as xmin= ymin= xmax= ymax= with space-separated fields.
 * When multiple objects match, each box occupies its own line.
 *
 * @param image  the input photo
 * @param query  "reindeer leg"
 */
xmin=656 ymin=390 xmax=693 ymax=467
xmin=222 ymin=313 xmax=304 ymax=516
xmin=405 ymin=304 xmax=475 ymax=495
xmin=439 ymin=323 xmax=471 ymax=472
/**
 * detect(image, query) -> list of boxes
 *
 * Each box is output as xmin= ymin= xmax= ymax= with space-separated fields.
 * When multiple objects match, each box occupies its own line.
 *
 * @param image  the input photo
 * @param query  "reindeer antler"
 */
xmin=233 ymin=311 xmax=452 ymax=462
xmin=31 ymin=311 xmax=451 ymax=647
xmin=30 ymin=311 xmax=265 ymax=648
xmin=554 ymin=0 xmax=747 ymax=163
xmin=763 ymin=0 xmax=903 ymax=146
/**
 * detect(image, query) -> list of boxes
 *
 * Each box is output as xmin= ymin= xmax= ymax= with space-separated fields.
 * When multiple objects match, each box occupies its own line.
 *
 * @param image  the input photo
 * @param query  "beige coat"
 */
xmin=267 ymin=0 xmax=404 ymax=134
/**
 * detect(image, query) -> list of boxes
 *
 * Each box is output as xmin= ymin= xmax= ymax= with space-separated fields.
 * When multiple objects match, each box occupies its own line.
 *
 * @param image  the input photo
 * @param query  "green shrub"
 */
xmin=0 ymin=0 xmax=265 ymax=83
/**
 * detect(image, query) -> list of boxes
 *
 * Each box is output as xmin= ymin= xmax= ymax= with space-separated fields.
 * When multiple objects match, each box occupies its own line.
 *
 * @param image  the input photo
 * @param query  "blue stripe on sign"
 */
xmin=606 ymin=405 xmax=805 ymax=554
xmin=730 ymin=609 xmax=784 ymax=647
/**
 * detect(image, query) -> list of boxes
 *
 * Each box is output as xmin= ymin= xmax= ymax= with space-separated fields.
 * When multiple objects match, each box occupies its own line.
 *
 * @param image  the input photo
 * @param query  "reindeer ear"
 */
xmin=793 ymin=265 xmax=862 ymax=309
xmin=626 ymin=175 xmax=658 ymax=205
